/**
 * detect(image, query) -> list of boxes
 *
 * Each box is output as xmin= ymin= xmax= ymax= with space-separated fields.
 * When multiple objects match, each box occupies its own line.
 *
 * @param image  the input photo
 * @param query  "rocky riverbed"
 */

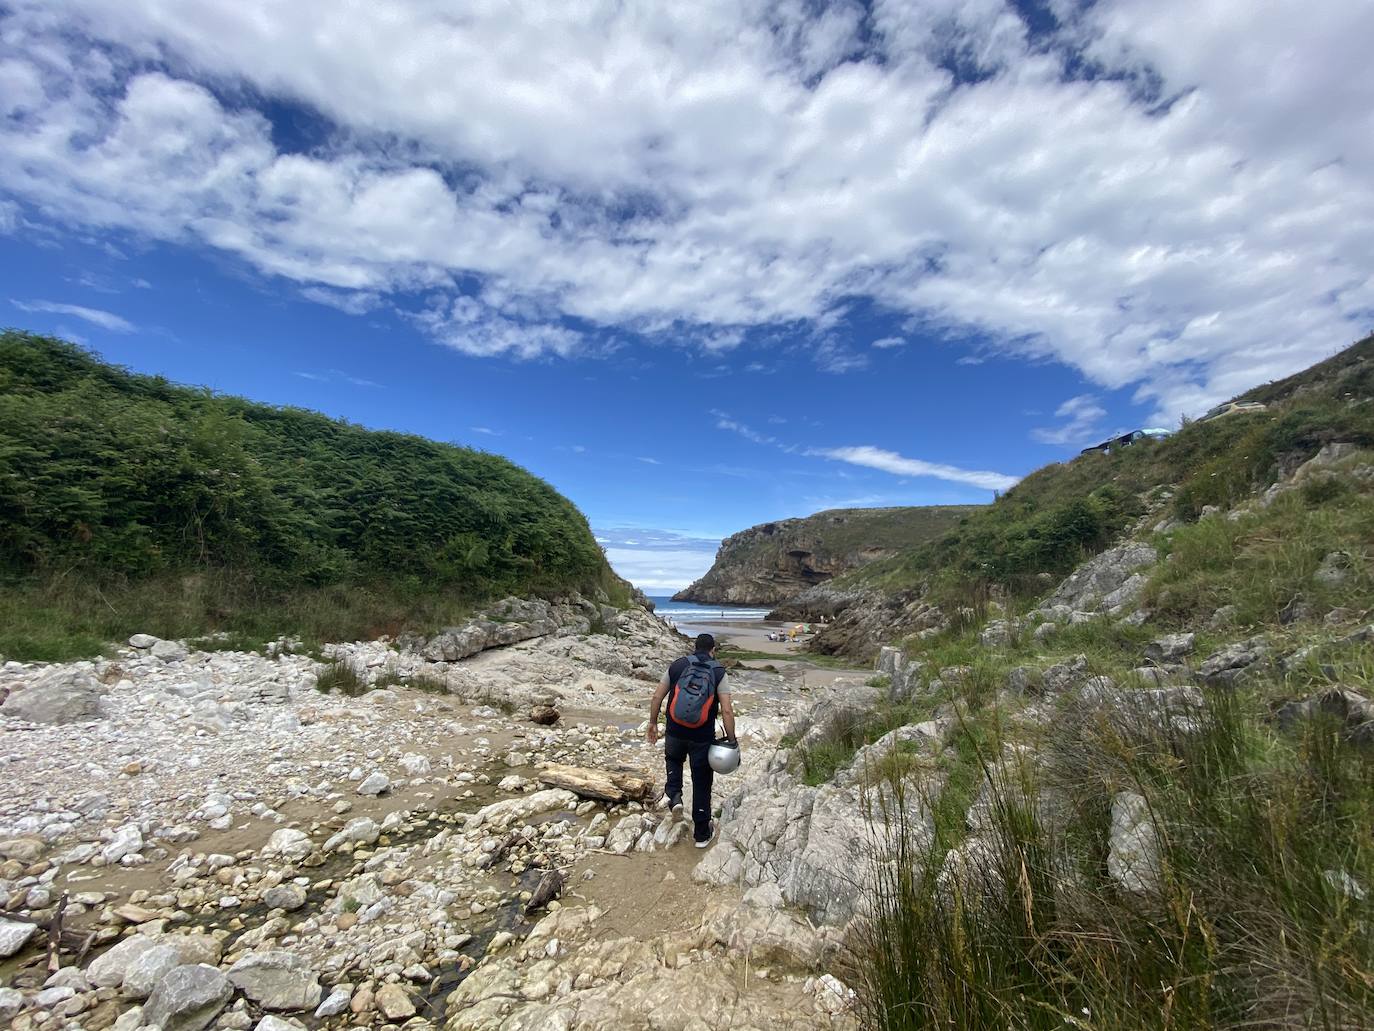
xmin=0 ymin=599 xmax=863 ymax=1031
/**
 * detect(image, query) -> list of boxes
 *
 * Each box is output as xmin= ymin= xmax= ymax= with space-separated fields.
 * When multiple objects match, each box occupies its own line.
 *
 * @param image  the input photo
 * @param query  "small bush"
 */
xmin=314 ymin=661 xmax=369 ymax=696
xmin=408 ymin=673 xmax=449 ymax=694
xmin=794 ymin=700 xmax=929 ymax=786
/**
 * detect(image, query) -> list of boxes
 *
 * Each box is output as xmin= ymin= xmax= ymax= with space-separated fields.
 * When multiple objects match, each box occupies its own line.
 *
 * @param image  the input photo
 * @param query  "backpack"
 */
xmin=668 ymin=655 xmax=720 ymax=729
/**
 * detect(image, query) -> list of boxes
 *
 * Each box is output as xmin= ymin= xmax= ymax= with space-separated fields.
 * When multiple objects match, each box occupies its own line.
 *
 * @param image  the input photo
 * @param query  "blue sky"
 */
xmin=2 ymin=2 xmax=1370 ymax=591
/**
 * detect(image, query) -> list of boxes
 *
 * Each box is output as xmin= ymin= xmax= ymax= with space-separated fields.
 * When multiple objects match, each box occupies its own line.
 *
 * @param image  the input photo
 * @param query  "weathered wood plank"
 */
xmin=536 ymin=764 xmax=653 ymax=803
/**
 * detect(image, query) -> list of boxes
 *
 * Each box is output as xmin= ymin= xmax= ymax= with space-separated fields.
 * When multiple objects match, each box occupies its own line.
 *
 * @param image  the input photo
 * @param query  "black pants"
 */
xmin=664 ymin=735 xmax=713 ymax=839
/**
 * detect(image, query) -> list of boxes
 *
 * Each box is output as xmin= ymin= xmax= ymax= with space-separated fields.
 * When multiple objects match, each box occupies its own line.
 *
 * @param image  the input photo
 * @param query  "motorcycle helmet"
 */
xmin=708 ymin=737 xmax=741 ymax=774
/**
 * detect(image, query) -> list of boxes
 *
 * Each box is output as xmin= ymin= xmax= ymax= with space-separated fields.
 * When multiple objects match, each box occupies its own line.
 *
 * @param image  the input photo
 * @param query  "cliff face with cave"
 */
xmin=673 ymin=506 xmax=977 ymax=606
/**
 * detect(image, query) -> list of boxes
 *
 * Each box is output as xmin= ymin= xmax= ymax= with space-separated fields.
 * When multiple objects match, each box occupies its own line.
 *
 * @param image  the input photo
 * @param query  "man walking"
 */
xmin=647 ymin=633 xmax=736 ymax=848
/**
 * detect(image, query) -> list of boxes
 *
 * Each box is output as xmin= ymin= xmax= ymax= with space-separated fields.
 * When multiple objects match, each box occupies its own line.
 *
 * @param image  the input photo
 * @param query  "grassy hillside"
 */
xmin=826 ymin=444 xmax=1374 ymax=1030
xmin=843 ymin=334 xmax=1374 ymax=609
xmin=677 ymin=505 xmax=978 ymax=604
xmin=717 ymin=506 xmax=978 ymax=567
xmin=0 ymin=331 xmax=624 ymax=659
xmin=781 ymin=342 xmax=1374 ymax=1027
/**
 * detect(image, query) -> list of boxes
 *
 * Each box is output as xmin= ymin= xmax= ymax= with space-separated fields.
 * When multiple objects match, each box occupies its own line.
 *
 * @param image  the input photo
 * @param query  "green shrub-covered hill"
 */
xmin=843 ymin=333 xmax=1374 ymax=609
xmin=0 ymin=331 xmax=624 ymax=659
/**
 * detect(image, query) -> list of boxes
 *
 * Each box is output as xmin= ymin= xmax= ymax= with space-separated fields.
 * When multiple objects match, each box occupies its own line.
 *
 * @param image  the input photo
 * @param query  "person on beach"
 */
xmin=646 ymin=632 xmax=736 ymax=847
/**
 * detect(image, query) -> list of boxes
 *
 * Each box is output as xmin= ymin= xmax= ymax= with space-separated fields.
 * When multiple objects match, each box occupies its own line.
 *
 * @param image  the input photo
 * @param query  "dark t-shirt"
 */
xmin=664 ymin=651 xmax=728 ymax=743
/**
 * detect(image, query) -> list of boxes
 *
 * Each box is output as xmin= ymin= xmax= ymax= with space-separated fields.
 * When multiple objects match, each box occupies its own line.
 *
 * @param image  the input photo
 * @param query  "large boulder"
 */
xmin=694 ymin=764 xmax=931 ymax=927
xmin=419 ymin=598 xmax=562 ymax=662
xmin=876 ymin=647 xmax=925 ymax=702
xmin=1198 ymin=637 xmax=1269 ymax=687
xmin=2 ymin=667 xmax=107 ymax=724
xmin=1275 ymin=689 xmax=1374 ymax=746
xmin=788 ymin=680 xmax=882 ymax=752
xmin=835 ymin=722 xmax=944 ymax=787
xmin=261 ymin=828 xmax=312 ymax=861
xmin=88 ymin=934 xmax=162 ymax=988
xmin=122 ymin=943 xmax=187 ymax=999
xmin=0 ymin=836 xmax=45 ymax=862
xmin=142 ymin=965 xmax=233 ymax=1031
xmin=1144 ymin=633 xmax=1195 ymax=663
xmin=1040 ymin=542 xmax=1157 ymax=615
xmin=226 ymin=951 xmax=322 ymax=1011
xmin=1108 ymin=792 xmax=1161 ymax=894
xmin=151 ymin=639 xmax=189 ymax=662
xmin=101 ymin=823 xmax=144 ymax=864
xmin=463 ymin=789 xmax=578 ymax=833
xmin=0 ymin=917 xmax=36 ymax=958
xmin=261 ymin=884 xmax=307 ymax=911
xmin=322 ymin=817 xmax=380 ymax=853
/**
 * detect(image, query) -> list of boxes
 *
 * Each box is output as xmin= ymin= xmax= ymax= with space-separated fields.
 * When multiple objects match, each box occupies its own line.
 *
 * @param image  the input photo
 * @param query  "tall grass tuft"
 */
xmin=849 ymin=684 xmax=1374 ymax=1030
xmin=313 ymin=660 xmax=369 ymax=697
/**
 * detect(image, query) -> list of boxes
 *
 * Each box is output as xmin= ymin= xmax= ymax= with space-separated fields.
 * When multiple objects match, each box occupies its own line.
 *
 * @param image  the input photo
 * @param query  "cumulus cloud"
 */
xmin=1032 ymin=394 xmax=1109 ymax=445
xmin=11 ymin=298 xmax=134 ymax=331
xmin=812 ymin=445 xmax=1019 ymax=492
xmin=0 ymin=1 xmax=1371 ymax=413
xmin=594 ymin=526 xmax=722 ymax=592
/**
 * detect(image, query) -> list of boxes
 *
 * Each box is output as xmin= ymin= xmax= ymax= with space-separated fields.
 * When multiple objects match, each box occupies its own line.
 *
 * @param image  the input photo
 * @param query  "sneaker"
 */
xmin=694 ymin=821 xmax=716 ymax=848
xmin=670 ymin=796 xmax=684 ymax=816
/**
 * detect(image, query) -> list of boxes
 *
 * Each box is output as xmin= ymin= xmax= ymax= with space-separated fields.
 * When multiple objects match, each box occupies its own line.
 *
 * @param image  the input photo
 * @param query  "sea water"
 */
xmin=644 ymin=595 xmax=771 ymax=623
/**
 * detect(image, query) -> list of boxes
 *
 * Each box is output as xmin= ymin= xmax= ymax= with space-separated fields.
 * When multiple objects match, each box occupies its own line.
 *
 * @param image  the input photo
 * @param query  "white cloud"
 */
xmin=470 ymin=426 xmax=499 ymax=436
xmin=595 ymin=526 xmax=722 ymax=592
xmin=872 ymin=336 xmax=905 ymax=350
xmin=637 ymin=456 xmax=661 ymax=465
xmin=0 ymin=2 xmax=1371 ymax=415
xmin=301 ymin=287 xmax=381 ymax=316
xmin=813 ymin=338 xmax=870 ymax=373
xmin=812 ymin=445 xmax=1018 ymax=492
xmin=293 ymin=368 xmax=382 ymax=388
xmin=711 ymin=410 xmax=776 ymax=446
xmin=1031 ymin=394 xmax=1108 ymax=446
xmin=11 ymin=298 xmax=134 ymax=331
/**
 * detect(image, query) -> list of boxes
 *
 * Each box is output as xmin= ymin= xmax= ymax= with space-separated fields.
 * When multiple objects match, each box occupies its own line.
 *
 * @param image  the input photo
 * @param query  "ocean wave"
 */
xmin=650 ymin=605 xmax=772 ymax=621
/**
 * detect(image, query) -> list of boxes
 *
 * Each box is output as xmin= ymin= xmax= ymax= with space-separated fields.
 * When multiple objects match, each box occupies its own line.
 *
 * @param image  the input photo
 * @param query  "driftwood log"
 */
xmin=525 ymin=869 xmax=565 ymax=914
xmin=46 ymin=893 xmax=67 ymax=973
xmin=536 ymin=764 xmax=653 ymax=804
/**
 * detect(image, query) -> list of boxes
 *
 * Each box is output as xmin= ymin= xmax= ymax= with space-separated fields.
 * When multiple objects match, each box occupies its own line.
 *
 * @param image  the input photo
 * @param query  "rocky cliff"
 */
xmin=781 ymin=334 xmax=1374 ymax=659
xmin=673 ymin=506 xmax=977 ymax=606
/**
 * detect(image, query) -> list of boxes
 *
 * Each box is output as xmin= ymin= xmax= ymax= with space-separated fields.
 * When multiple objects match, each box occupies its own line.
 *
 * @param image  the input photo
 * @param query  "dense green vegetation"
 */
xmin=0 ymin=331 xmax=624 ymax=659
xmin=843 ymin=334 xmax=1374 ymax=610
xmin=838 ymin=430 xmax=1374 ymax=1029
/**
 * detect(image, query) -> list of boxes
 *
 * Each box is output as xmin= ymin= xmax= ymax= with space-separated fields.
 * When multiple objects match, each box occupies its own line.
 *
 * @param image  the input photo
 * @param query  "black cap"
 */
xmin=695 ymin=633 xmax=716 ymax=653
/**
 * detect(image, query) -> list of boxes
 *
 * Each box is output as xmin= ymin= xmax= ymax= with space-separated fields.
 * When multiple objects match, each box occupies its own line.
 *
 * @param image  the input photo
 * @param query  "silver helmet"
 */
xmin=708 ymin=738 xmax=741 ymax=774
